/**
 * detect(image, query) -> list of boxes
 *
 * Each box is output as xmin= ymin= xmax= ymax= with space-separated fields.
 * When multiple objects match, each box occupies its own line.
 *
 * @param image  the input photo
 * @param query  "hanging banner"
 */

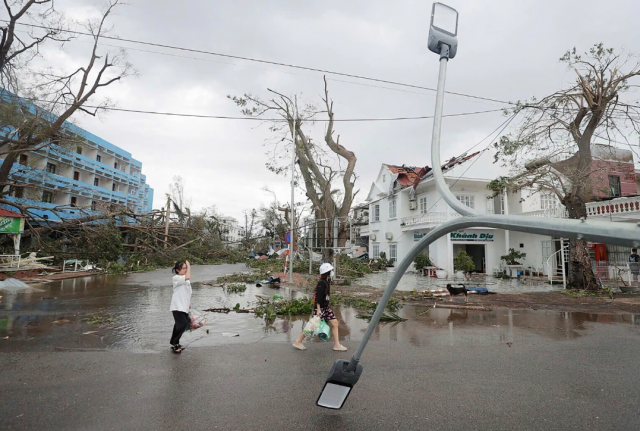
xmin=450 ymin=230 xmax=494 ymax=242
xmin=414 ymin=233 xmax=427 ymax=241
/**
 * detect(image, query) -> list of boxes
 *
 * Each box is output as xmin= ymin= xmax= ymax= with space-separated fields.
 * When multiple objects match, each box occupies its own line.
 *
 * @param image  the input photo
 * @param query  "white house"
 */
xmin=365 ymin=152 xmax=560 ymax=277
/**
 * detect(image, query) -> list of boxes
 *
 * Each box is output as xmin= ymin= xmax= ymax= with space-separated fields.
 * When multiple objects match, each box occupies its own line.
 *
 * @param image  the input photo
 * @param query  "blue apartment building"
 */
xmin=1 ymin=94 xmax=154 ymax=222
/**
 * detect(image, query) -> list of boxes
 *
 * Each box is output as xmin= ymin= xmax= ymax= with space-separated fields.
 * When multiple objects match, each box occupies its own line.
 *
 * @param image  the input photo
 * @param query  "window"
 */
xmin=112 ymin=183 xmax=117 ymax=191
xmin=18 ymin=154 xmax=28 ymax=165
xmin=70 ymin=197 xmax=77 ymax=207
xmin=73 ymin=171 xmax=80 ymax=181
xmin=114 ymin=162 xmax=118 ymax=169
xmin=373 ymin=204 xmax=380 ymax=222
xmin=389 ymin=199 xmax=397 ymax=219
xmin=389 ymin=244 xmax=397 ymax=262
xmin=540 ymin=193 xmax=555 ymax=210
xmin=94 ymin=178 xmax=99 ymax=187
xmin=372 ymin=243 xmax=380 ymax=259
xmin=456 ymin=194 xmax=475 ymax=209
xmin=45 ymin=163 xmax=56 ymax=174
xmin=13 ymin=186 xmax=23 ymax=199
xmin=608 ymin=175 xmax=621 ymax=197
xmin=96 ymin=155 xmax=102 ymax=162
xmin=382 ymin=175 xmax=386 ymax=183
xmin=42 ymin=191 xmax=53 ymax=203
xmin=419 ymin=196 xmax=428 ymax=214
xmin=76 ymin=146 xmax=82 ymax=155
xmin=91 ymin=200 xmax=97 ymax=211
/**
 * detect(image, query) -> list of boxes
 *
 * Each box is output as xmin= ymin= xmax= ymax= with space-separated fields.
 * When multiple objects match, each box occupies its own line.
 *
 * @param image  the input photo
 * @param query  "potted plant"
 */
xmin=454 ymin=251 xmax=475 ymax=279
xmin=378 ymin=252 xmax=395 ymax=272
xmin=413 ymin=252 xmax=432 ymax=275
xmin=501 ymin=248 xmax=527 ymax=265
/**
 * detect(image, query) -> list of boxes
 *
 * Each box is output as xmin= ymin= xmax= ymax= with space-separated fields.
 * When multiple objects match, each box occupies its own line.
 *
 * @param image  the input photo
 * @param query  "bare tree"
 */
xmin=491 ymin=44 xmax=640 ymax=290
xmin=229 ymin=77 xmax=358 ymax=259
xmin=1 ymin=0 xmax=72 ymax=91
xmin=0 ymin=0 xmax=134 ymax=200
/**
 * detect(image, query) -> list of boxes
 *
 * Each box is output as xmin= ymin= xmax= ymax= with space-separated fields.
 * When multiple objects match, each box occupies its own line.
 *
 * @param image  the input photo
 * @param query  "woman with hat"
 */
xmin=292 ymin=262 xmax=347 ymax=351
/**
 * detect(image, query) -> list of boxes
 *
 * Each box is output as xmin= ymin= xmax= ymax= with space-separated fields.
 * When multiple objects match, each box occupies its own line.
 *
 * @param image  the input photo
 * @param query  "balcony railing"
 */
xmin=360 ymin=226 xmax=370 ymax=236
xmin=518 ymin=206 xmax=568 ymax=218
xmin=401 ymin=211 xmax=462 ymax=227
xmin=586 ymin=196 xmax=640 ymax=217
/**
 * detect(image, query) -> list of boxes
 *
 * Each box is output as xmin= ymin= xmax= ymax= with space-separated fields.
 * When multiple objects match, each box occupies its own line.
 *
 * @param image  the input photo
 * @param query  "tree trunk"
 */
xmin=565 ymin=195 xmax=598 ymax=290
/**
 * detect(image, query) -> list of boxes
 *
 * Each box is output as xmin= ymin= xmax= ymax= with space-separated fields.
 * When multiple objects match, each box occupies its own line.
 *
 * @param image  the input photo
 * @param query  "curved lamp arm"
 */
xmin=346 ymin=214 xmax=640 ymax=370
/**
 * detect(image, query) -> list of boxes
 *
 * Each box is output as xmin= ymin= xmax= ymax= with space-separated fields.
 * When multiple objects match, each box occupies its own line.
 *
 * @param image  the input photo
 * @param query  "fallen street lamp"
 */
xmin=316 ymin=359 xmax=363 ymax=409
xmin=317 ymin=1 xmax=640 ymax=410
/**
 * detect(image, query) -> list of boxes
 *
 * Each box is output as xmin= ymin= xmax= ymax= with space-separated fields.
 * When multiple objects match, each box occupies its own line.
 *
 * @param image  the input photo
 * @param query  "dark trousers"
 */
xmin=170 ymin=311 xmax=190 ymax=345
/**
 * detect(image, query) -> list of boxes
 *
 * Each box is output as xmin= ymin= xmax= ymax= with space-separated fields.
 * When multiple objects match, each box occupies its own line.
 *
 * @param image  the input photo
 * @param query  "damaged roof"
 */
xmin=386 ymin=151 xmax=482 ymax=189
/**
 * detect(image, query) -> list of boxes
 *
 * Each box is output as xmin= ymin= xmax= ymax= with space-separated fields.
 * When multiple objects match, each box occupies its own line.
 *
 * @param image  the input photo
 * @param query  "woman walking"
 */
xmin=293 ymin=263 xmax=347 ymax=352
xmin=170 ymin=260 xmax=191 ymax=354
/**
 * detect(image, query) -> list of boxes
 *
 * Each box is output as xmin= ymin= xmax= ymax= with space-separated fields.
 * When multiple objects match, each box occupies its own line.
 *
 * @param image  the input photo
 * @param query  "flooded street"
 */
xmin=1 ymin=265 xmax=639 ymax=353
xmin=355 ymin=270 xmax=565 ymax=293
xmin=2 ymin=264 xmax=640 ymax=430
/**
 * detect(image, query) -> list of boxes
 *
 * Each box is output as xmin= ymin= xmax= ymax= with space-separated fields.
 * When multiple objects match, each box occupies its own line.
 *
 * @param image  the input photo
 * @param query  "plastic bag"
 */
xmin=189 ymin=309 xmax=207 ymax=331
xmin=303 ymin=316 xmax=321 ymax=337
xmin=315 ymin=320 xmax=331 ymax=341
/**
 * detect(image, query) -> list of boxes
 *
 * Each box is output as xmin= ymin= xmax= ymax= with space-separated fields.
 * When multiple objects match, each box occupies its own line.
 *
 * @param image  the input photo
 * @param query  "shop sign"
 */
xmin=0 ymin=217 xmax=24 ymax=234
xmin=413 ymin=233 xmax=427 ymax=241
xmin=450 ymin=230 xmax=494 ymax=242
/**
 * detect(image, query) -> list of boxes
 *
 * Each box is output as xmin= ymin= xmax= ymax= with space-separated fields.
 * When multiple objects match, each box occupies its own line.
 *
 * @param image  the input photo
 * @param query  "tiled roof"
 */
xmin=0 ymin=208 xmax=25 ymax=218
xmin=386 ymin=151 xmax=481 ymax=189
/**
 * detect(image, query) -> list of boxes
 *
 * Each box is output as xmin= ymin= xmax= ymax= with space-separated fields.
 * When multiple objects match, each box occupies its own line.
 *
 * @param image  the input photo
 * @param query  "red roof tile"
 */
xmin=0 ymin=208 xmax=24 ymax=218
xmin=386 ymin=151 xmax=482 ymax=190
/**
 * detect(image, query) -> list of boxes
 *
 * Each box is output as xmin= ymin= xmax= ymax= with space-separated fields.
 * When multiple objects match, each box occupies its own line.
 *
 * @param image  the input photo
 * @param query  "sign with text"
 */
xmin=0 ymin=217 xmax=24 ymax=234
xmin=413 ymin=233 xmax=427 ymax=241
xmin=450 ymin=230 xmax=494 ymax=242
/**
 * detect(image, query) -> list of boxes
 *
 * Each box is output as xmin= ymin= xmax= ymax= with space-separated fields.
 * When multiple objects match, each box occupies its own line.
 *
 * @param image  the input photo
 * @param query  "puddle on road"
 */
xmin=356 ymin=271 xmax=565 ymax=293
xmin=0 ymin=265 xmax=638 ymax=352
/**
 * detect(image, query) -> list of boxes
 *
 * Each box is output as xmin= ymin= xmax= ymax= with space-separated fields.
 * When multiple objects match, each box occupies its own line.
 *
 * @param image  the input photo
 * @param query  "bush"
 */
xmin=501 ymin=248 xmax=527 ymax=265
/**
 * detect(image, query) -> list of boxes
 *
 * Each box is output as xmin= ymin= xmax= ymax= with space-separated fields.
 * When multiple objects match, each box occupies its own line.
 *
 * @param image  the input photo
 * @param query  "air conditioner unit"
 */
xmin=385 ymin=232 xmax=393 ymax=241
xmin=370 ymin=234 xmax=377 ymax=241
xmin=409 ymin=201 xmax=417 ymax=210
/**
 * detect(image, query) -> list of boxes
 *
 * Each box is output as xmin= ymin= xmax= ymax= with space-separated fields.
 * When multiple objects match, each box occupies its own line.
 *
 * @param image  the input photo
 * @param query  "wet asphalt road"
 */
xmin=2 ymin=322 xmax=640 ymax=430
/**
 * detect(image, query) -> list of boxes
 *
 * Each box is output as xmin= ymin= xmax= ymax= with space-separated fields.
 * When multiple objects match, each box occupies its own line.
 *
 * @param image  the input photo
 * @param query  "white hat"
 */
xmin=319 ymin=262 xmax=334 ymax=275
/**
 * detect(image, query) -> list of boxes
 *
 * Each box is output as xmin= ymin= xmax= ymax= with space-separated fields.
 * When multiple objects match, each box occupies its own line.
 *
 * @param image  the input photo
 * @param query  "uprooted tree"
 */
xmin=491 ymin=44 xmax=640 ymax=290
xmin=229 ymin=77 xmax=358 ymax=260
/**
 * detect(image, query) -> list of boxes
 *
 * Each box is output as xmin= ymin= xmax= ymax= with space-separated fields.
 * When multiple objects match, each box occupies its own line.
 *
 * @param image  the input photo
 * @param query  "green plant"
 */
xmin=453 ymin=251 xmax=475 ymax=273
xmin=378 ymin=252 xmax=394 ymax=267
xmin=226 ymin=283 xmax=247 ymax=293
xmin=413 ymin=252 xmax=432 ymax=271
xmin=501 ymin=248 xmax=527 ymax=265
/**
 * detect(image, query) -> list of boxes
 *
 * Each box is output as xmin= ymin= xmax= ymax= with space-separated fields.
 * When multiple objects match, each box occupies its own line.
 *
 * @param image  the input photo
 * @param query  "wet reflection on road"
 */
xmin=1 ymin=266 xmax=638 ymax=352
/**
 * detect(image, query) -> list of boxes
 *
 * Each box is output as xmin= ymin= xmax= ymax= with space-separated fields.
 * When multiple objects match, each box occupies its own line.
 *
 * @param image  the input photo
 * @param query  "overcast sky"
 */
xmin=29 ymin=0 xmax=640 ymax=222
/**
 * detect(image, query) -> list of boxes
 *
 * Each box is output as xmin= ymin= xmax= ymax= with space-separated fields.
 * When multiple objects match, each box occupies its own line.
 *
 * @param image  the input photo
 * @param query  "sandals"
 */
xmin=171 ymin=344 xmax=186 ymax=354
xmin=292 ymin=343 xmax=307 ymax=351
xmin=333 ymin=345 xmax=347 ymax=352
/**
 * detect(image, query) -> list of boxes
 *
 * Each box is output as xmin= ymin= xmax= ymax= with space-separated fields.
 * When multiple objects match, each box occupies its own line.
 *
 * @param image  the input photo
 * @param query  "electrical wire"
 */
xmin=4 ymin=20 xmax=515 ymax=106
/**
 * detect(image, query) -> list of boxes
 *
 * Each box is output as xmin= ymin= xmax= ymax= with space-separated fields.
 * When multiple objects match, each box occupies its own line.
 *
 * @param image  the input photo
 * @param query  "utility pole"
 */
xmin=164 ymin=194 xmax=171 ymax=249
xmin=288 ymin=120 xmax=296 ymax=284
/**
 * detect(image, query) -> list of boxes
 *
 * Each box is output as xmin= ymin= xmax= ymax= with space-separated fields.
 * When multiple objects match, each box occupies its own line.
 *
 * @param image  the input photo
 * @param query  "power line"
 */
xmin=5 ymin=20 xmax=515 ymax=106
xmin=16 ymin=96 xmax=503 ymax=121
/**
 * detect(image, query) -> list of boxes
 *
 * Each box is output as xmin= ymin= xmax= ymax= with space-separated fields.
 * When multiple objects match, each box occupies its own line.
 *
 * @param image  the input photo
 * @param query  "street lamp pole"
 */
xmin=316 ymin=2 xmax=640 ymax=410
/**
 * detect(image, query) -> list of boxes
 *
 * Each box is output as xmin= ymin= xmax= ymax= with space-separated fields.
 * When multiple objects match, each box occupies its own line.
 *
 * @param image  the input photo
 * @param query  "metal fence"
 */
xmin=591 ymin=261 xmax=637 ymax=285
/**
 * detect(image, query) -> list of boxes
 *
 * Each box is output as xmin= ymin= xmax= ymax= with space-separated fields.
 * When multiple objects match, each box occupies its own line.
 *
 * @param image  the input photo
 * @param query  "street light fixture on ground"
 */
xmin=317 ymin=1 xmax=640 ymax=410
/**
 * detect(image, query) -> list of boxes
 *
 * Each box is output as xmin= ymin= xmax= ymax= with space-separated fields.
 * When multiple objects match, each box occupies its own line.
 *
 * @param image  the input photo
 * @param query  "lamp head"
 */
xmin=317 ymin=359 xmax=363 ymax=409
xmin=428 ymin=2 xmax=458 ymax=58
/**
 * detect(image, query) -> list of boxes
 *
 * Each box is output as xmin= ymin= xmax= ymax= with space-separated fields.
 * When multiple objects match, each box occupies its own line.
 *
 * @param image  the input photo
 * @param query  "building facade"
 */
xmin=365 ymin=147 xmax=640 ymax=278
xmin=0 ymin=94 xmax=153 ymax=222
xmin=219 ymin=216 xmax=245 ymax=246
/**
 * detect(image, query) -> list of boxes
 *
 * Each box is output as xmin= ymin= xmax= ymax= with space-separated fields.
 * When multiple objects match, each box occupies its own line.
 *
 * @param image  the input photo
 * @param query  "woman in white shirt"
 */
xmin=170 ymin=260 xmax=191 ymax=353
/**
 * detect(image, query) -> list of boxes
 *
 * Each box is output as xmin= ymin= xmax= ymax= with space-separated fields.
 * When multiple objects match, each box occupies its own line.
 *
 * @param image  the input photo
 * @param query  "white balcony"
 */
xmin=400 ymin=211 xmax=462 ymax=229
xmin=586 ymin=196 xmax=640 ymax=218
xmin=518 ymin=206 xmax=567 ymax=219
